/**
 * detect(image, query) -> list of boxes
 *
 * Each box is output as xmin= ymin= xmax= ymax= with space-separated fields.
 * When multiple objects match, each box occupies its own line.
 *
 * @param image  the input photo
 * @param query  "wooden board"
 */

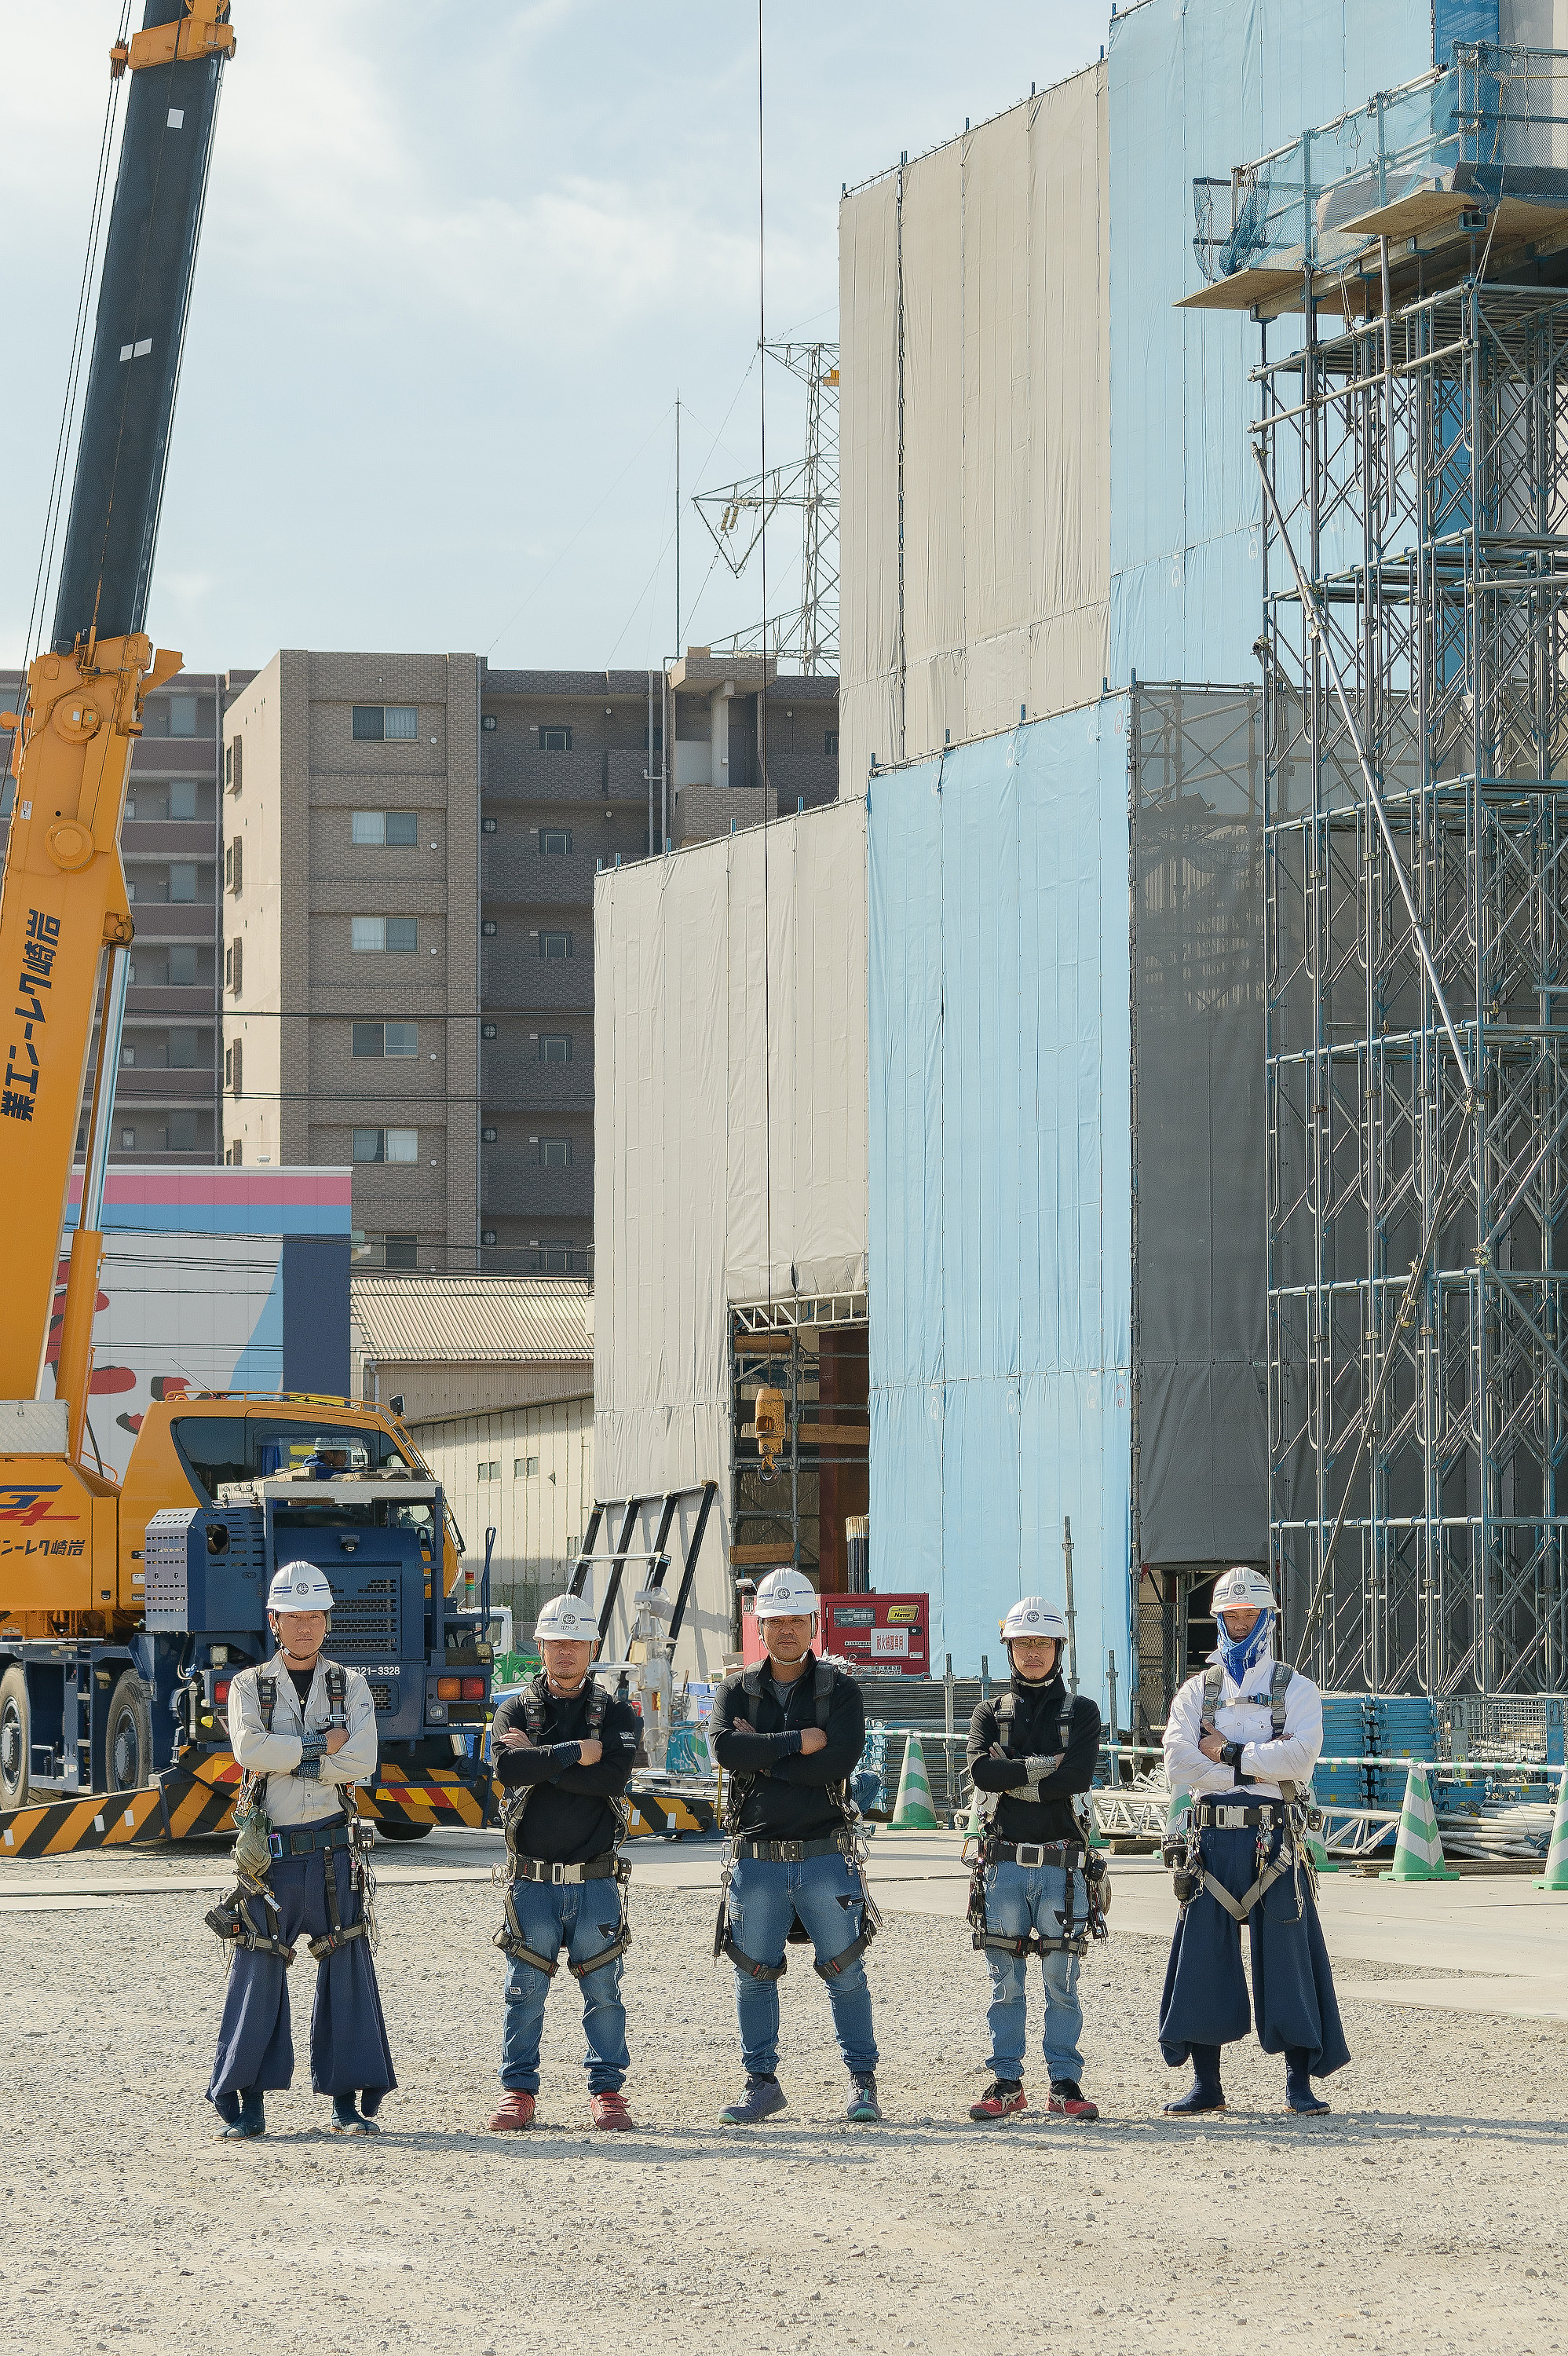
xmin=729 ymin=1542 xmax=794 ymax=1566
xmin=1491 ymin=196 xmax=1568 ymax=243
xmin=1338 ymin=189 xmax=1472 ymax=240
xmin=1175 ymin=265 xmax=1305 ymax=313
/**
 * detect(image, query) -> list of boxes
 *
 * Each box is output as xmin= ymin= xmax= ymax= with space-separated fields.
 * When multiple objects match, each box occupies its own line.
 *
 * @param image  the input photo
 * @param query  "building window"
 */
xmin=170 ymin=780 xmax=197 ymax=820
xmin=482 ymin=714 xmax=498 ymax=733
xmin=121 ymin=1045 xmax=135 ymax=1067
xmin=384 ymin=1233 xmax=418 ymax=1269
xmin=223 ymin=840 xmax=241 ymax=894
xmin=225 ymin=1140 xmax=243 ymax=1166
xmin=514 ymin=1456 xmax=539 ymax=1478
xmin=481 ymin=920 xmax=498 ymax=937
xmin=168 ymin=1110 xmax=198 ymax=1151
xmin=169 ymin=1027 xmax=199 ymax=1069
xmin=353 ymin=1126 xmax=418 ymax=1163
xmin=540 ymin=1138 xmax=572 ymax=1167
xmin=481 ymin=817 xmax=497 ymax=834
xmin=170 ymin=944 xmax=197 ymax=987
xmin=353 ymin=810 xmax=418 ymax=846
xmin=540 ymin=1033 xmax=571 ymax=1063
xmin=226 ymin=939 xmax=243 ymax=996
xmin=540 ymin=829 xmax=572 ymax=855
xmin=120 ymin=1127 xmax=136 ymax=1150
xmin=481 ymin=1125 xmax=498 ymax=1143
xmin=540 ymin=726 xmax=572 ymax=752
xmin=352 ymin=1022 xmax=418 ymax=1058
xmin=170 ymin=862 xmax=197 ymax=903
xmin=477 ymin=1459 xmax=502 ymax=1482
xmin=170 ymin=695 xmax=198 ymax=737
xmin=481 ymin=1022 xmax=497 ymax=1040
xmin=228 ymin=736 xmax=243 ymax=794
xmin=824 ymin=730 xmax=839 ymax=755
xmin=539 ymin=931 xmax=572 ymax=960
xmin=353 ymin=704 xmax=419 ymax=741
xmin=352 ymin=916 xmax=418 ymax=953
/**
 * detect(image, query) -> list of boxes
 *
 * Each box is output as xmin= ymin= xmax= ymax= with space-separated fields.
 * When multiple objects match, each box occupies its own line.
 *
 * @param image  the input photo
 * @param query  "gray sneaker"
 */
xmin=847 ymin=2072 xmax=881 ymax=2123
xmin=719 ymin=2075 xmax=788 ymax=2125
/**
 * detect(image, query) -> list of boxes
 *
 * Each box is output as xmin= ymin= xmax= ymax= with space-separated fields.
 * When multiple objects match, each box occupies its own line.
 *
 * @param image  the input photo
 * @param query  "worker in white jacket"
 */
xmin=206 ymin=1563 xmax=397 ymax=2140
xmin=1157 ymin=1565 xmax=1349 ymax=2119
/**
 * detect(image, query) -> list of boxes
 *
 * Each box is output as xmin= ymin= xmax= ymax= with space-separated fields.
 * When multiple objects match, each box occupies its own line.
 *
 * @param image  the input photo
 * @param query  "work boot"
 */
xmin=331 ymin=2094 xmax=371 ymax=2135
xmin=212 ymin=2091 xmax=240 ymax=2130
xmin=488 ymin=2090 xmax=537 ymax=2132
xmin=968 ymin=2079 xmax=1028 ymax=2123
xmin=846 ymin=2072 xmax=881 ymax=2124
xmin=718 ymin=2074 xmax=788 ymax=2125
xmin=589 ymin=2089 xmax=635 ymax=2131
xmin=1047 ymin=2080 xmax=1100 ymax=2121
xmin=359 ymin=2087 xmax=386 ymax=2123
xmin=1284 ymin=2049 xmax=1330 ymax=2116
xmin=222 ymin=2089 xmax=266 ymax=2140
xmin=1164 ymin=2043 xmax=1226 ymax=2116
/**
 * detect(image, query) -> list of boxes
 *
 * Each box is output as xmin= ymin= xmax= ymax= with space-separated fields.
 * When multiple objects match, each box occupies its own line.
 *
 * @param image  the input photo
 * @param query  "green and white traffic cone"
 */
xmin=1533 ymin=1769 xmax=1568 ymax=1893
xmin=1379 ymin=1763 xmax=1459 ymax=1882
xmin=890 ymin=1732 xmax=938 ymax=1830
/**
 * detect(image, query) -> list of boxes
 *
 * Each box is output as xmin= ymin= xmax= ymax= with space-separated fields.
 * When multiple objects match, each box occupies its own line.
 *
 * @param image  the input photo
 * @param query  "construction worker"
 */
xmin=207 ymin=1563 xmax=393 ymax=2139
xmin=488 ymin=1592 xmax=641 ymax=2132
xmin=1160 ymin=1564 xmax=1349 ymax=2117
xmin=711 ymin=1565 xmax=883 ymax=2125
xmin=964 ymin=1597 xmax=1104 ymax=2124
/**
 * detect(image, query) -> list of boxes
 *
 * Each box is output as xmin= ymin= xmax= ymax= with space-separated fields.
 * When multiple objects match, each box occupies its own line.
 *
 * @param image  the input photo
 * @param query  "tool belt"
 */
xmin=1193 ymin=1800 xmax=1288 ymax=1830
xmin=731 ymin=1832 xmax=856 ymax=1864
xmin=493 ymin=1855 xmax=632 ymax=1980
xmin=508 ymin=1853 xmax=630 ymax=1887
xmin=269 ymin=1817 xmax=353 ymax=1860
xmin=979 ymin=1837 xmax=1090 ymax=1869
xmin=204 ymin=1886 xmax=298 ymax=1968
xmin=1164 ymin=1798 xmax=1314 ymax=1922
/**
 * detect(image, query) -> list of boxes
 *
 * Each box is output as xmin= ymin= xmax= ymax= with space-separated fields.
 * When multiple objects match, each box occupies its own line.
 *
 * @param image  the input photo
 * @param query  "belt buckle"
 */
xmin=550 ymin=1861 xmax=568 ymax=1884
xmin=268 ymin=1831 xmax=283 ymax=1859
xmin=1017 ymin=1842 xmax=1046 ymax=1868
xmin=777 ymin=1839 xmax=802 ymax=1863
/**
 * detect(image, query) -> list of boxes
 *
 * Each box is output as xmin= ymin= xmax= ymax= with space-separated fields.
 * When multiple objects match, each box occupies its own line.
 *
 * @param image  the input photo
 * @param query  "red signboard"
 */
xmin=740 ymin=1588 xmax=930 ymax=1677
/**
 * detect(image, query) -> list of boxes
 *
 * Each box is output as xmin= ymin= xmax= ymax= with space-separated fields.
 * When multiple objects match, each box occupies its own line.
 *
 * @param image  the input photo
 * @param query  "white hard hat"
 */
xmin=753 ymin=1566 xmax=818 ymax=1620
xmin=535 ymin=1592 xmax=600 ymax=1643
xmin=1212 ymin=1565 xmax=1277 ymax=1615
xmin=267 ymin=1561 xmax=334 ymax=1613
xmin=1000 ymin=1596 xmax=1067 ymax=1644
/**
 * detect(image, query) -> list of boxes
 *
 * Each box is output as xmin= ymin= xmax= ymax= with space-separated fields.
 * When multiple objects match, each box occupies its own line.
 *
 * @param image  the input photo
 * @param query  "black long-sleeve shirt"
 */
xmin=492 ymin=1677 xmax=640 ymax=1864
xmin=711 ymin=1654 xmax=865 ymax=1842
xmin=967 ymin=1673 xmax=1101 ymax=1846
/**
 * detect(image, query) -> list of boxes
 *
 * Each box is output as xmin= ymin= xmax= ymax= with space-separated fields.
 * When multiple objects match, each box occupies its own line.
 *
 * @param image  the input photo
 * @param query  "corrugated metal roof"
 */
xmin=350 ymin=1275 xmax=591 ymax=1366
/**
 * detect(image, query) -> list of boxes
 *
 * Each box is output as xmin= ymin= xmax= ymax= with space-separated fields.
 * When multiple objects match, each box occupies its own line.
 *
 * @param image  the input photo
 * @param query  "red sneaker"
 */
xmin=1048 ymin=2081 xmax=1099 ymax=2120
xmin=589 ymin=2089 xmax=635 ymax=2131
xmin=488 ymin=2091 xmax=536 ymax=2132
xmin=968 ymin=2080 xmax=1028 ymax=2123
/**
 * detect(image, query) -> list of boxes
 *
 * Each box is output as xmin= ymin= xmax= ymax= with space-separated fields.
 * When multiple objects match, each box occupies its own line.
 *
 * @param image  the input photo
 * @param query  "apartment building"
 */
xmin=220 ymin=652 xmax=481 ymax=1271
xmin=214 ymin=649 xmax=839 ymax=1275
xmin=1 ymin=664 xmax=246 ymax=1166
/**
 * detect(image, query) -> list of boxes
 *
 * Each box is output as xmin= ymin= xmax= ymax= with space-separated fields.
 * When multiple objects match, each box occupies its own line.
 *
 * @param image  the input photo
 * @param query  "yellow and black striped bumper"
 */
xmin=624 ymin=1785 xmax=719 ymax=1838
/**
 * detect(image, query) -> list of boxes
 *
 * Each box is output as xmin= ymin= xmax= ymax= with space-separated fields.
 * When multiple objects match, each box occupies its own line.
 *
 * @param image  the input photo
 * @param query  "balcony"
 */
xmin=127 ymin=903 xmax=217 ymax=939
xmin=122 ymin=818 xmax=217 ymax=856
xmin=481 ymin=847 xmax=610 ymax=905
xmin=130 ymin=735 xmax=218 ymax=777
xmin=115 ymin=1065 xmax=216 ymax=1100
xmin=480 ymin=1055 xmax=594 ymax=1111
xmin=481 ymin=1161 xmax=594 ymax=1219
xmin=126 ymin=986 xmax=214 ymax=1018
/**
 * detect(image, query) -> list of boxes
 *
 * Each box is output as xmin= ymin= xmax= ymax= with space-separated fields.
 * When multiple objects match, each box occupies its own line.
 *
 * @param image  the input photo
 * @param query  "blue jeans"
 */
xmin=726 ymin=1851 xmax=879 ymax=2078
xmin=499 ymin=1879 xmax=630 ymax=2094
xmin=980 ymin=1859 xmax=1086 ymax=2084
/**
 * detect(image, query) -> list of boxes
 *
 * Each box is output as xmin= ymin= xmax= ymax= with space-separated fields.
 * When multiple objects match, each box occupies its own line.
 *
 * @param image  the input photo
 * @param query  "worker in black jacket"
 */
xmin=965 ymin=1597 xmax=1103 ymax=2124
xmin=710 ymin=1567 xmax=882 ymax=2127
xmin=487 ymin=1592 xmax=641 ymax=2134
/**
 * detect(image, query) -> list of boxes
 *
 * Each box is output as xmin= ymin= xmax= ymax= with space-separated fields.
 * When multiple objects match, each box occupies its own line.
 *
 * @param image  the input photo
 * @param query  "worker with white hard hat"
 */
xmin=964 ymin=1596 xmax=1106 ymax=2124
xmin=710 ymin=1565 xmax=883 ymax=2127
xmin=206 ymin=1561 xmax=394 ymax=2141
xmin=1159 ymin=1564 xmax=1349 ymax=2117
xmin=487 ymin=1588 xmax=641 ymax=2134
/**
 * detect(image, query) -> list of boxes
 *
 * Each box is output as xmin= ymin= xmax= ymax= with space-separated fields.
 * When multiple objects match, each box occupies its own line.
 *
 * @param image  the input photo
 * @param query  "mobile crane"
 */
xmin=0 ymin=2 xmax=492 ymax=1857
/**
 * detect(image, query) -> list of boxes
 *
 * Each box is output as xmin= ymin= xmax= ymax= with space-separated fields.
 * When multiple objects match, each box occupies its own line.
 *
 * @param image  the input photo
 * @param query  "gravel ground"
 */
xmin=1 ymin=1879 xmax=1563 ymax=2356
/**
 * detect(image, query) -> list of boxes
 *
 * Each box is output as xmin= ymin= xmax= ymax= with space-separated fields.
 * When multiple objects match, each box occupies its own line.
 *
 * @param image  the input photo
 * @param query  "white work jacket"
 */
xmin=1163 ymin=1652 xmax=1323 ymax=1803
xmin=228 ymin=1656 xmax=378 ymax=1828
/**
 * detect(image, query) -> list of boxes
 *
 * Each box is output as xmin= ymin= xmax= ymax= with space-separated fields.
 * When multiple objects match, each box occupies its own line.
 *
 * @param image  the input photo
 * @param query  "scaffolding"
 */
xmin=693 ymin=341 xmax=839 ymax=674
xmin=1255 ymin=153 xmax=1568 ymax=1693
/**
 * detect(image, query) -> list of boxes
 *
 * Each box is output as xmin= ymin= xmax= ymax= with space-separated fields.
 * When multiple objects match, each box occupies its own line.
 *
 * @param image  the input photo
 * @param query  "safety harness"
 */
xmin=492 ymin=1674 xmax=633 ymax=1982
xmin=206 ymin=1659 xmax=377 ymax=1969
xmin=710 ymin=1659 xmax=883 ymax=1985
xmin=966 ymin=1688 xmax=1110 ymax=1962
xmin=1162 ymin=1661 xmax=1317 ymax=1923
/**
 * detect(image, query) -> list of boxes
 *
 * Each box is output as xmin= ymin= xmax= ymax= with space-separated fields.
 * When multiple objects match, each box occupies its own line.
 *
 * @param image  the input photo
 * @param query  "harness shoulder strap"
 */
xmin=1268 ymin=1659 xmax=1292 ymax=1740
xmin=587 ymin=1678 xmax=608 ymax=1736
xmin=996 ymin=1693 xmax=1018 ymax=1751
xmin=257 ymin=1674 xmax=277 ymax=1734
xmin=523 ymin=1674 xmax=548 ymax=1743
xmin=814 ymin=1659 xmax=835 ymax=1730
xmin=1201 ymin=1666 xmax=1223 ymax=1726
xmin=741 ymin=1665 xmax=766 ymax=1703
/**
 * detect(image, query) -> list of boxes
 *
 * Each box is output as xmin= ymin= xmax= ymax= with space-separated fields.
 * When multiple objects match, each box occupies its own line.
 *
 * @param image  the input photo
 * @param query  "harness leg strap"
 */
xmin=813 ymin=1925 xmax=873 ymax=1981
xmin=568 ymin=1923 xmax=632 ymax=1978
xmin=1199 ymin=1856 xmax=1291 ymax=1925
xmin=493 ymin=1889 xmax=561 ymax=1977
xmin=721 ymin=1931 xmax=787 ymax=1982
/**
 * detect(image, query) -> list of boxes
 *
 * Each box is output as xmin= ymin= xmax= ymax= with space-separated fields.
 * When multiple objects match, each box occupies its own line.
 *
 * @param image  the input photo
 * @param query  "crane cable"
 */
xmin=758 ymin=0 xmax=773 ymax=1311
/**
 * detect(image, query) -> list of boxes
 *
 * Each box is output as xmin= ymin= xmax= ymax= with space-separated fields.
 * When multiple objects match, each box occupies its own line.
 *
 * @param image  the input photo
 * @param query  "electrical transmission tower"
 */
xmin=693 ymin=341 xmax=839 ymax=673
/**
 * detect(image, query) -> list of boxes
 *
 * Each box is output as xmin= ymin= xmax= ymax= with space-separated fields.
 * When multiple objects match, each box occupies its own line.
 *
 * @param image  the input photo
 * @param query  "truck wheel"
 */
xmin=105 ymin=1672 xmax=153 ymax=1791
xmin=0 ymin=1666 xmax=28 ymax=1810
xmin=375 ymin=1822 xmax=433 ymax=1842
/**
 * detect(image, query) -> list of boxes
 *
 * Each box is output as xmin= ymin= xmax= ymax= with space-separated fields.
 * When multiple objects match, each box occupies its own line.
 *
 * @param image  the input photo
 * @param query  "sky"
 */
xmin=2 ymin=0 xmax=1109 ymax=678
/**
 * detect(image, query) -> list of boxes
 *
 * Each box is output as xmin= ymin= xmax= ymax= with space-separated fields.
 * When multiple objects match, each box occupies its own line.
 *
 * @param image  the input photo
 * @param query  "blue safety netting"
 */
xmin=866 ymin=706 xmax=1133 ymax=1697
xmin=1106 ymin=0 xmax=1434 ymax=689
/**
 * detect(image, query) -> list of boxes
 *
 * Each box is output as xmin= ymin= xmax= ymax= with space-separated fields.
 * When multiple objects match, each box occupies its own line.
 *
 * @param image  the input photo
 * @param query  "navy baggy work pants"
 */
xmin=1158 ymin=1822 xmax=1350 ymax=2076
xmin=207 ymin=1851 xmax=397 ymax=2105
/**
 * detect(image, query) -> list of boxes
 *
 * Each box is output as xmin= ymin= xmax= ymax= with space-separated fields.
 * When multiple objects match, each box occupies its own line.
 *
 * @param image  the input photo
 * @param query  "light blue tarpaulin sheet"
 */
xmin=1106 ymin=0 xmax=1435 ymax=690
xmin=867 ymin=708 xmax=1133 ymax=1696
